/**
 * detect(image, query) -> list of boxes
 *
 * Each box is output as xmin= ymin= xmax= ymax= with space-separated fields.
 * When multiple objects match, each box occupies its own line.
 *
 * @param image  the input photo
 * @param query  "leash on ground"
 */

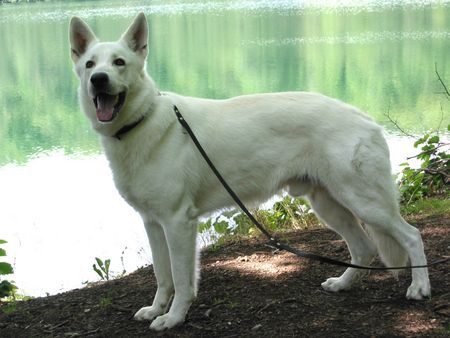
xmin=173 ymin=104 xmax=449 ymax=270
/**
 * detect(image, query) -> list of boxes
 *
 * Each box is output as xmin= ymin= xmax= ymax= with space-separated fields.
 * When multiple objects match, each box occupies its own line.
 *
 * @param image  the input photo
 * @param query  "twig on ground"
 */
xmin=42 ymin=320 xmax=70 ymax=333
xmin=110 ymin=304 xmax=131 ymax=313
xmin=64 ymin=327 xmax=100 ymax=337
xmin=255 ymin=300 xmax=277 ymax=314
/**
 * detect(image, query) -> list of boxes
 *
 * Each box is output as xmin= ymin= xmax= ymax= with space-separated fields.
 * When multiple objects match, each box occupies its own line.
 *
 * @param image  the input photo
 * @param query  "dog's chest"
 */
xmin=104 ymin=142 xmax=179 ymax=214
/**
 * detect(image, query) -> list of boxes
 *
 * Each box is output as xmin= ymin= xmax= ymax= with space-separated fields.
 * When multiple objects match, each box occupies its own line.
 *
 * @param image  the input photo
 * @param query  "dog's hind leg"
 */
xmin=134 ymin=220 xmax=174 ymax=322
xmin=327 ymin=134 xmax=430 ymax=299
xmin=335 ymin=185 xmax=431 ymax=299
xmin=301 ymin=185 xmax=377 ymax=291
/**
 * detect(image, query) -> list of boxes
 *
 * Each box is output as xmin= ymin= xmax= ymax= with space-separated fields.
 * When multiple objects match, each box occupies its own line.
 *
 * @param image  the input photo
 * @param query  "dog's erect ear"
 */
xmin=69 ymin=17 xmax=98 ymax=62
xmin=121 ymin=12 xmax=148 ymax=55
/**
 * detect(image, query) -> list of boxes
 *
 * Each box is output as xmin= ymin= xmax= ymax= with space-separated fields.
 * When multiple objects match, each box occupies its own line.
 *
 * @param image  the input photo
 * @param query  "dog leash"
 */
xmin=173 ymin=104 xmax=449 ymax=270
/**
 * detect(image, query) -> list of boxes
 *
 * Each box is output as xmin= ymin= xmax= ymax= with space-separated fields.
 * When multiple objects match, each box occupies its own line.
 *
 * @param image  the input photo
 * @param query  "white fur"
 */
xmin=69 ymin=13 xmax=431 ymax=331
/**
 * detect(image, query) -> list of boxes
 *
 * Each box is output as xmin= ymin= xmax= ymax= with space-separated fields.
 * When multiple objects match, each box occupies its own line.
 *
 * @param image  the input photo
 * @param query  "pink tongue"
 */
xmin=96 ymin=94 xmax=116 ymax=122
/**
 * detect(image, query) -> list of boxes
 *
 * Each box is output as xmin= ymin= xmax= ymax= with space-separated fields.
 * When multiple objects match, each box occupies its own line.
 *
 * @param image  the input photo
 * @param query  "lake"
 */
xmin=0 ymin=0 xmax=449 ymax=297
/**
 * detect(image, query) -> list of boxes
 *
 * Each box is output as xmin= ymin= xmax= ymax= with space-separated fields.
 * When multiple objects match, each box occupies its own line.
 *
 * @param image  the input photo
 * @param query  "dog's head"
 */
xmin=69 ymin=13 xmax=149 ymax=127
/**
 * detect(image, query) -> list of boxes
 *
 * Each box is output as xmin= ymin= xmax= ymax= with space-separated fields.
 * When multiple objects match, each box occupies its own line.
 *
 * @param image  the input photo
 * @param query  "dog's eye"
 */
xmin=85 ymin=60 xmax=95 ymax=69
xmin=114 ymin=58 xmax=126 ymax=66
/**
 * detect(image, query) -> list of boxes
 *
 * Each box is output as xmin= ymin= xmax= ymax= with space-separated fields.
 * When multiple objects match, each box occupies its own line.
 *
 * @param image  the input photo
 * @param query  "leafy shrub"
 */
xmin=398 ymin=125 xmax=450 ymax=204
xmin=198 ymin=196 xmax=318 ymax=246
xmin=0 ymin=240 xmax=17 ymax=299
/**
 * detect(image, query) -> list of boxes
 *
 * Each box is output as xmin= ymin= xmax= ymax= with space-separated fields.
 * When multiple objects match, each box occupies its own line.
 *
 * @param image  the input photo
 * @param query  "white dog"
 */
xmin=69 ymin=13 xmax=430 ymax=331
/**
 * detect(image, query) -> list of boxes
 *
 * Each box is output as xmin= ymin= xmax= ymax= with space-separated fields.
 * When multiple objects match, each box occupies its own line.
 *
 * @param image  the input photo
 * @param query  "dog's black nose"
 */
xmin=90 ymin=72 xmax=109 ymax=89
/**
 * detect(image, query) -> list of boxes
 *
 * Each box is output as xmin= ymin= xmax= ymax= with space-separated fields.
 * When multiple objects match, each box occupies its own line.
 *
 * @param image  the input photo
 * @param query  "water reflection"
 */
xmin=0 ymin=0 xmax=449 ymax=23
xmin=1 ymin=0 xmax=448 ymax=167
xmin=246 ymin=31 xmax=450 ymax=46
xmin=0 ymin=152 xmax=150 ymax=296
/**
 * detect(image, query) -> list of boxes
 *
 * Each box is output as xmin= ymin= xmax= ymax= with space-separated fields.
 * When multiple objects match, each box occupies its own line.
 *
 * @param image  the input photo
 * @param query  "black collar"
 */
xmin=113 ymin=91 xmax=163 ymax=140
xmin=113 ymin=114 xmax=146 ymax=140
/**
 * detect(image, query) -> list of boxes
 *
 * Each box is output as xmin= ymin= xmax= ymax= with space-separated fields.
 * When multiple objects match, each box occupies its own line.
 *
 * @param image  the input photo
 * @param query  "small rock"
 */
xmin=252 ymin=324 xmax=262 ymax=331
xmin=204 ymin=308 xmax=212 ymax=318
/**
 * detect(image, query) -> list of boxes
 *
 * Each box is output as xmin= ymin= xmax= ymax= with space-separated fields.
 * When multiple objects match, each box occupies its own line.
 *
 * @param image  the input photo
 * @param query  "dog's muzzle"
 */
xmin=90 ymin=72 xmax=126 ymax=123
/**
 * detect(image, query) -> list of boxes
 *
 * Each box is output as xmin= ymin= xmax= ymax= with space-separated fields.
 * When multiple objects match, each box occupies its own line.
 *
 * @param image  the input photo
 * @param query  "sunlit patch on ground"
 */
xmin=393 ymin=309 xmax=439 ymax=335
xmin=421 ymin=226 xmax=450 ymax=236
xmin=208 ymin=251 xmax=310 ymax=278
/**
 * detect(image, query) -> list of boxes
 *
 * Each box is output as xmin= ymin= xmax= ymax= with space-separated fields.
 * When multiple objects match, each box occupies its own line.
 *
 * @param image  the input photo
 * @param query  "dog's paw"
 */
xmin=134 ymin=306 xmax=165 ymax=322
xmin=406 ymin=280 xmax=431 ymax=300
xmin=149 ymin=313 xmax=185 ymax=331
xmin=321 ymin=277 xmax=351 ymax=292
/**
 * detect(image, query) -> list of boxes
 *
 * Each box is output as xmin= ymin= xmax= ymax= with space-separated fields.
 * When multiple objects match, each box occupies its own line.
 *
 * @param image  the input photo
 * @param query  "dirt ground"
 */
xmin=0 ymin=213 xmax=449 ymax=337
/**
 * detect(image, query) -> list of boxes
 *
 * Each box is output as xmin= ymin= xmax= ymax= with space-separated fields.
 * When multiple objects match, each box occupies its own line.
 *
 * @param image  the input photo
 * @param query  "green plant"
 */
xmin=92 ymin=257 xmax=111 ymax=281
xmin=398 ymin=125 xmax=449 ymax=204
xmin=225 ymin=300 xmax=239 ymax=310
xmin=212 ymin=297 xmax=226 ymax=306
xmin=100 ymin=295 xmax=112 ymax=307
xmin=1 ymin=302 xmax=17 ymax=314
xmin=211 ymin=297 xmax=238 ymax=309
xmin=0 ymin=240 xmax=16 ymax=299
xmin=119 ymin=247 xmax=127 ymax=277
xmin=198 ymin=196 xmax=318 ymax=246
xmin=390 ymin=64 xmax=450 ymax=205
xmin=262 ymin=196 xmax=315 ymax=230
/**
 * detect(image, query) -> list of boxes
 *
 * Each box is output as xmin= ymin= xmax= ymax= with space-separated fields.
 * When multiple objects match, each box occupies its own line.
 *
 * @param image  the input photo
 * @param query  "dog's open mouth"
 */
xmin=93 ymin=92 xmax=126 ymax=123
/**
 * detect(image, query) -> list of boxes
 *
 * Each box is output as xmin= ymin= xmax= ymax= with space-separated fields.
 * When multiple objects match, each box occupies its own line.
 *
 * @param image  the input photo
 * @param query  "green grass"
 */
xmin=0 ymin=293 xmax=33 ymax=315
xmin=401 ymin=198 xmax=450 ymax=217
xmin=1 ymin=302 xmax=17 ymax=314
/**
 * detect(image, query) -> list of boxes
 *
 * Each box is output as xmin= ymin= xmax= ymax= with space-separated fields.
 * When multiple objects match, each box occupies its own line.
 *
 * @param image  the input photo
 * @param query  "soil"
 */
xmin=0 ymin=213 xmax=449 ymax=337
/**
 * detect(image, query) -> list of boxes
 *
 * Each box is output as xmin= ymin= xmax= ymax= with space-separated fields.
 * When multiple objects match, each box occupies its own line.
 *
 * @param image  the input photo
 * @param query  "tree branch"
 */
xmin=384 ymin=107 xmax=415 ymax=137
xmin=435 ymin=63 xmax=450 ymax=100
xmin=424 ymin=167 xmax=450 ymax=179
xmin=406 ymin=142 xmax=450 ymax=160
xmin=436 ymin=102 xmax=444 ymax=135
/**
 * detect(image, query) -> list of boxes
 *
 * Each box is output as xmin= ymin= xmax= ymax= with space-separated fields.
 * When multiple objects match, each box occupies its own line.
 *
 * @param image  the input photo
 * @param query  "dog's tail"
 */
xmin=365 ymin=227 xmax=409 ymax=277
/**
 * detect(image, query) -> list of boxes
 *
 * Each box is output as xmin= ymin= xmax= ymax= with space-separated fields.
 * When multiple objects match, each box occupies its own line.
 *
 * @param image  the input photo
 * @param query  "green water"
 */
xmin=1 ymin=0 xmax=449 ymax=165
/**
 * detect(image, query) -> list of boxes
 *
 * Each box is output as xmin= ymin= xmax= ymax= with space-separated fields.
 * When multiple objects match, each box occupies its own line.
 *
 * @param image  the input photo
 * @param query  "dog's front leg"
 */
xmin=149 ymin=216 xmax=198 ymax=331
xmin=134 ymin=220 xmax=174 ymax=322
